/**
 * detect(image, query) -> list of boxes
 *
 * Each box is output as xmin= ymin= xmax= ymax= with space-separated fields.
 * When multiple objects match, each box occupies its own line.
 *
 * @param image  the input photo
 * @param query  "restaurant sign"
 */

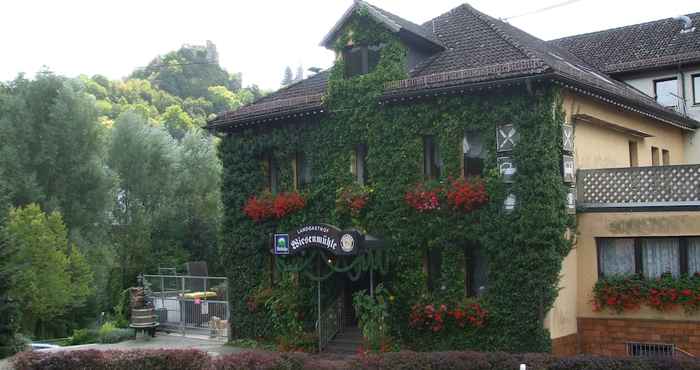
xmin=273 ymin=224 xmax=363 ymax=256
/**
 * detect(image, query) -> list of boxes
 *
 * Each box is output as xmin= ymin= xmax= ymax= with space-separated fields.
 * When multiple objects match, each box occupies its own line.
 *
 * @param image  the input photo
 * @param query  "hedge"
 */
xmin=12 ymin=349 xmax=700 ymax=370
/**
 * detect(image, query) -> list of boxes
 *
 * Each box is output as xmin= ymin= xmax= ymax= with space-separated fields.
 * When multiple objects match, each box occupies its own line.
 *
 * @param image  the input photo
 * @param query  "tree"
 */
xmin=173 ymin=130 xmax=222 ymax=264
xmin=4 ymin=205 xmax=93 ymax=336
xmin=208 ymin=85 xmax=254 ymax=114
xmin=282 ymin=66 xmax=294 ymax=86
xmin=161 ymin=105 xmax=194 ymax=140
xmin=295 ymin=65 xmax=304 ymax=83
xmin=108 ymin=112 xmax=183 ymax=284
xmin=0 ymin=231 xmax=21 ymax=358
xmin=0 ymin=72 xmax=113 ymax=237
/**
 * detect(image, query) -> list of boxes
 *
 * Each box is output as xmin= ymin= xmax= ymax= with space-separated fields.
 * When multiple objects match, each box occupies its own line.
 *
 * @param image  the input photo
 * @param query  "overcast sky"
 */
xmin=1 ymin=0 xmax=698 ymax=91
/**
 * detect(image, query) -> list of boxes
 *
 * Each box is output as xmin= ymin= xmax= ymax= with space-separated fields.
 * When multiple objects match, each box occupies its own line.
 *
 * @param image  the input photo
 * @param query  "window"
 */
xmin=598 ymin=238 xmax=636 ymax=276
xmin=598 ymin=237 xmax=700 ymax=278
xmin=641 ymin=238 xmax=680 ymax=278
xmin=693 ymin=74 xmax=700 ymax=105
xmin=426 ymin=247 xmax=443 ymax=292
xmin=628 ymin=141 xmax=638 ymax=167
xmin=351 ymin=144 xmax=368 ymax=185
xmin=688 ymin=238 xmax=700 ymax=274
xmin=263 ymin=153 xmax=279 ymax=193
xmin=463 ymin=130 xmax=485 ymax=177
xmin=423 ymin=136 xmax=442 ymax=179
xmin=662 ymin=149 xmax=670 ymax=165
xmin=651 ymin=147 xmax=660 ymax=166
xmin=293 ymin=152 xmax=312 ymax=190
xmin=466 ymin=244 xmax=489 ymax=297
xmin=654 ymin=78 xmax=678 ymax=107
xmin=343 ymin=45 xmax=381 ymax=78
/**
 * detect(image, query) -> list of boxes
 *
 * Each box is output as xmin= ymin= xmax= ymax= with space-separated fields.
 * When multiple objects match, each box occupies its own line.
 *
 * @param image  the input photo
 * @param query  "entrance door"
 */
xmin=342 ymin=272 xmax=374 ymax=328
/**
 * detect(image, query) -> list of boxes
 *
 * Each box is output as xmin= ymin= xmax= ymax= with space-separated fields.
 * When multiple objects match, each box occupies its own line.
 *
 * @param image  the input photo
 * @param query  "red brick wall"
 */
xmin=578 ymin=317 xmax=700 ymax=356
xmin=552 ymin=333 xmax=578 ymax=357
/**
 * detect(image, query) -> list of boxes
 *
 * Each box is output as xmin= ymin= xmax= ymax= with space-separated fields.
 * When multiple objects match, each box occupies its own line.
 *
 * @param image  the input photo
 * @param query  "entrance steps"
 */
xmin=324 ymin=327 xmax=362 ymax=356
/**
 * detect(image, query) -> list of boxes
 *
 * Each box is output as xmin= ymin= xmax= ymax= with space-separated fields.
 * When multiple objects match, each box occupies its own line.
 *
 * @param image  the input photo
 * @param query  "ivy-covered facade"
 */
xmin=208 ymin=1 xmax=698 ymax=355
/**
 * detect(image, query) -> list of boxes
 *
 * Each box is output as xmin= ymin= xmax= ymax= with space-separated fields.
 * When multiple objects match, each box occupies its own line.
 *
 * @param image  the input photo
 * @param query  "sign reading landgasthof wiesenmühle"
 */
xmin=273 ymin=224 xmax=363 ymax=256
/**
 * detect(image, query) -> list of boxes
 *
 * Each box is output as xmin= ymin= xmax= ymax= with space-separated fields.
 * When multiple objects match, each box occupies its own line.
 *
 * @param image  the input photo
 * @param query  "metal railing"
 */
xmin=142 ymin=274 xmax=229 ymax=340
xmin=317 ymin=295 xmax=343 ymax=351
xmin=577 ymin=164 xmax=700 ymax=211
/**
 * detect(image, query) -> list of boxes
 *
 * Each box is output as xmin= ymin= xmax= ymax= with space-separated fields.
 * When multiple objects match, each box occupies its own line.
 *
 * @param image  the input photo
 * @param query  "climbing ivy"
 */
xmin=219 ymin=8 xmax=574 ymax=352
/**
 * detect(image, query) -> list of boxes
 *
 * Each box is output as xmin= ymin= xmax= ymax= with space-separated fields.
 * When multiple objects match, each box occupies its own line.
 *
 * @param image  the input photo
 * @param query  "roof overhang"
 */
xmin=572 ymin=113 xmax=654 ymax=139
xmin=551 ymin=74 xmax=698 ymax=131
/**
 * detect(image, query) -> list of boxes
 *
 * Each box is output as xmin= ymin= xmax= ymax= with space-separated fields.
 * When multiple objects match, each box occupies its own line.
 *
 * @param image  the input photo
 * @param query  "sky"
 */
xmin=1 ymin=0 xmax=698 ymax=91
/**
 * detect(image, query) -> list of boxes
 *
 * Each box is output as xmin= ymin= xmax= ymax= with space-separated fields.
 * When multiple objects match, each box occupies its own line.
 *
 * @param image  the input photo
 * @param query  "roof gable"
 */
xmin=320 ymin=0 xmax=444 ymax=51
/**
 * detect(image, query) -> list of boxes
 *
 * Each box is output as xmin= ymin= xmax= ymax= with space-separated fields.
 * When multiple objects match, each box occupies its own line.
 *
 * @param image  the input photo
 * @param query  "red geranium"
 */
xmin=405 ymin=183 xmax=441 ymax=212
xmin=243 ymin=191 xmax=306 ymax=222
xmin=409 ymin=301 xmax=487 ymax=331
xmin=243 ymin=193 xmax=275 ymax=222
xmin=336 ymin=184 xmax=371 ymax=217
xmin=445 ymin=177 xmax=489 ymax=212
xmin=273 ymin=192 xmax=306 ymax=218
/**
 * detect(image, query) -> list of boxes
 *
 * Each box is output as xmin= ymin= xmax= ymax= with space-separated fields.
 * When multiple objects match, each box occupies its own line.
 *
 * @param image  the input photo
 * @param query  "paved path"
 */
xmin=0 ymin=333 xmax=244 ymax=369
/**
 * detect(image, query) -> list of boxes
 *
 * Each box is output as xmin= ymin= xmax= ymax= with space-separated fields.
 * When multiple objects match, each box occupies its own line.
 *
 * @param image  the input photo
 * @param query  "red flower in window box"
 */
xmin=243 ymin=191 xmax=306 ymax=222
xmin=408 ymin=300 xmax=487 ymax=331
xmin=405 ymin=182 xmax=441 ymax=212
xmin=273 ymin=192 xmax=306 ymax=219
xmin=243 ymin=192 xmax=275 ymax=222
xmin=445 ymin=177 xmax=489 ymax=212
xmin=336 ymin=184 xmax=372 ymax=217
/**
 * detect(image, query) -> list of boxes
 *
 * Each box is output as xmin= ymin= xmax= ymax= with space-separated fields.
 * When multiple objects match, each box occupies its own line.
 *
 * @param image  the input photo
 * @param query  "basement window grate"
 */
xmin=626 ymin=342 xmax=675 ymax=357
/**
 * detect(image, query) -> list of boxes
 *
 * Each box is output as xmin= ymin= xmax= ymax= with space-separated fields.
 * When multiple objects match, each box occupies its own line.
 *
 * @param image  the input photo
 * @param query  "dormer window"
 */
xmin=343 ymin=45 xmax=381 ymax=78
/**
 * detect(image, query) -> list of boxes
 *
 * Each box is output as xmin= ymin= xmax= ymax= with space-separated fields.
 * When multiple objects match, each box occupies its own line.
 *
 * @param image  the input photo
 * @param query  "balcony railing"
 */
xmin=576 ymin=164 xmax=700 ymax=211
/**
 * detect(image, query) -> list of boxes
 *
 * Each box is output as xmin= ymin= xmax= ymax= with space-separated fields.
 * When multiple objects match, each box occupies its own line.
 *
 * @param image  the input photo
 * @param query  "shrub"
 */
xmin=69 ymin=328 xmax=99 ymax=345
xmin=10 ymin=348 xmax=700 ymax=370
xmin=13 ymin=349 xmax=210 ymax=370
xmin=99 ymin=328 xmax=135 ymax=344
xmin=212 ymin=351 xmax=281 ymax=369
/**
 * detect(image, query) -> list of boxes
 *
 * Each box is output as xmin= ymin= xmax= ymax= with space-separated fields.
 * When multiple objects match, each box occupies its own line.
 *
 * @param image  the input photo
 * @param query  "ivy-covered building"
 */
xmin=207 ymin=1 xmax=700 ymax=356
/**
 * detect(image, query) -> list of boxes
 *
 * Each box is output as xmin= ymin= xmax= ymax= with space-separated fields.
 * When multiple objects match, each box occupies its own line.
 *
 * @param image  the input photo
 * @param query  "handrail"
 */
xmin=577 ymin=164 xmax=700 ymax=210
xmin=675 ymin=346 xmax=696 ymax=358
xmin=316 ymin=295 xmax=343 ymax=352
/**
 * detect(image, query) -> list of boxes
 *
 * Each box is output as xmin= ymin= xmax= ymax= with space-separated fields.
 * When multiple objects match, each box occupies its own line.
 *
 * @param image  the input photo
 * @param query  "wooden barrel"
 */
xmin=131 ymin=307 xmax=158 ymax=327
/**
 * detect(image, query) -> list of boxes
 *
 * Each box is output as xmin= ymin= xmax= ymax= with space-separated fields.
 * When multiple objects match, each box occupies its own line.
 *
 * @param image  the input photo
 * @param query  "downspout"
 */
xmin=679 ymin=67 xmax=687 ymax=116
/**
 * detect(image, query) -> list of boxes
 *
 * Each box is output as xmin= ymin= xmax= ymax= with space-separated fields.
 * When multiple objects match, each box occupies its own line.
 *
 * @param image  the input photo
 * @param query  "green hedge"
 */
xmin=13 ymin=349 xmax=700 ymax=370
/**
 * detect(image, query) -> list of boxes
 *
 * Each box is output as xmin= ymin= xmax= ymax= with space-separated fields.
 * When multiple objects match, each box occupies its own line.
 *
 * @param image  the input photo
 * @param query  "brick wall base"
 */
xmin=551 ymin=333 xmax=578 ymax=357
xmin=578 ymin=317 xmax=700 ymax=357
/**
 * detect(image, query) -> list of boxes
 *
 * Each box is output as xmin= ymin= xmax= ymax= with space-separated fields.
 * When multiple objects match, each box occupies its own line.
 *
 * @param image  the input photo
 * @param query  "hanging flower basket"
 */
xmin=243 ymin=191 xmax=306 ymax=222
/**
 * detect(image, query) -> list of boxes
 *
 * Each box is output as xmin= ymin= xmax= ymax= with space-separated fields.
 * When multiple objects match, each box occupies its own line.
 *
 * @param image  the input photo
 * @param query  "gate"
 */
xmin=142 ymin=274 xmax=229 ymax=341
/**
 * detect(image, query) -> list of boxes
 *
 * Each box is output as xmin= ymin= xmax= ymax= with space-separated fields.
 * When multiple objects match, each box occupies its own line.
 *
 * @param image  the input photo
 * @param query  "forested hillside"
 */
xmin=0 ymin=41 xmax=257 ymax=344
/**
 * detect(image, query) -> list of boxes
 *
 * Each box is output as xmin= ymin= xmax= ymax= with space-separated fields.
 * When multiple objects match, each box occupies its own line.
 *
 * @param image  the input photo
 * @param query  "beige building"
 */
xmin=544 ymin=88 xmax=700 ymax=356
xmin=552 ymin=12 xmax=700 ymax=163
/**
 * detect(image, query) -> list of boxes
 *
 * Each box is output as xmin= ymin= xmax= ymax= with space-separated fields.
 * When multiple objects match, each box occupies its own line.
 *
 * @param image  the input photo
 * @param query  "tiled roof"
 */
xmin=206 ymin=71 xmax=329 ymax=129
xmin=208 ymin=2 xmax=698 ymax=132
xmin=550 ymin=13 xmax=700 ymax=74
